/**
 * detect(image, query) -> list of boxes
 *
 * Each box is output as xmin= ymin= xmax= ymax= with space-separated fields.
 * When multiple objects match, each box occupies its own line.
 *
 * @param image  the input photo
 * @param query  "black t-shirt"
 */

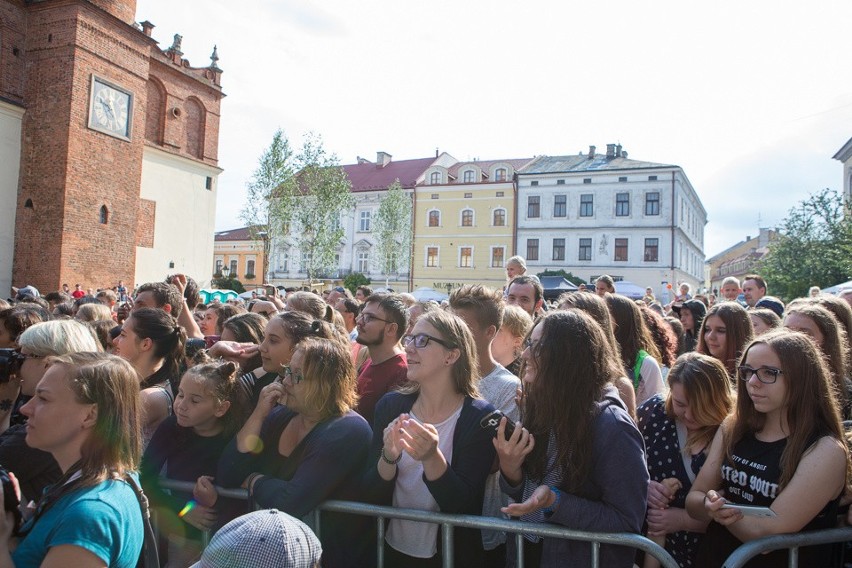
xmin=0 ymin=424 xmax=60 ymax=503
xmin=698 ymin=432 xmax=839 ymax=567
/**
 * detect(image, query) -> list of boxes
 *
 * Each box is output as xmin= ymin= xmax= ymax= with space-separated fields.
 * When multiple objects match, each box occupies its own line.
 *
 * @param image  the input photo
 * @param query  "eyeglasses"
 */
xmin=279 ymin=365 xmax=304 ymax=385
xmin=737 ymin=365 xmax=783 ymax=384
xmin=402 ymin=334 xmax=456 ymax=349
xmin=16 ymin=351 xmax=43 ymax=362
xmin=358 ymin=312 xmax=393 ymax=325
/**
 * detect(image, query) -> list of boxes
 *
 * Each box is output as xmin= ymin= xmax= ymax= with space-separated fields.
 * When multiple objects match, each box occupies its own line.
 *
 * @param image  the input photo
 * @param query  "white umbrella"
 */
xmin=411 ymin=287 xmax=449 ymax=302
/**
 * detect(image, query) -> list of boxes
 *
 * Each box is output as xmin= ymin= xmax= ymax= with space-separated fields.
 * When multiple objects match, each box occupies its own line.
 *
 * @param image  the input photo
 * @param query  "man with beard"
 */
xmin=353 ymin=293 xmax=409 ymax=425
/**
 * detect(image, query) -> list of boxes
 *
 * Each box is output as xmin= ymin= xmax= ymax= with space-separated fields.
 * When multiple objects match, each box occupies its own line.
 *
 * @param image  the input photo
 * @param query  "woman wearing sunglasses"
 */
xmin=686 ymin=330 xmax=850 ymax=567
xmin=364 ymin=309 xmax=496 ymax=567
xmin=217 ymin=333 xmax=372 ymax=568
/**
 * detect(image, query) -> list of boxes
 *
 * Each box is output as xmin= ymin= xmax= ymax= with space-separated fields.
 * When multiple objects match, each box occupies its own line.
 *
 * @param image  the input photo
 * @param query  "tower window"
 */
xmin=100 ymin=205 xmax=109 ymax=224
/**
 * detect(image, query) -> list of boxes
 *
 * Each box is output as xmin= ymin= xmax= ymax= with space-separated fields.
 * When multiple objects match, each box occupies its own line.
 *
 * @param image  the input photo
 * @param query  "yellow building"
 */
xmin=412 ymin=159 xmax=532 ymax=292
xmin=213 ymin=227 xmax=266 ymax=287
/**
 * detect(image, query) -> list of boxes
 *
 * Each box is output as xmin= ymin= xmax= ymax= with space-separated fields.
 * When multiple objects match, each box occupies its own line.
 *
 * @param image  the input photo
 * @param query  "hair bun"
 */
xmin=310 ymin=320 xmax=322 ymax=333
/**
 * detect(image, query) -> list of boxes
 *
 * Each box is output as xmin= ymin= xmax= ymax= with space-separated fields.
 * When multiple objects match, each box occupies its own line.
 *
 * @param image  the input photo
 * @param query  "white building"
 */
xmin=832 ymin=136 xmax=852 ymax=205
xmin=269 ymin=151 xmax=456 ymax=288
xmin=516 ymin=144 xmax=706 ymax=297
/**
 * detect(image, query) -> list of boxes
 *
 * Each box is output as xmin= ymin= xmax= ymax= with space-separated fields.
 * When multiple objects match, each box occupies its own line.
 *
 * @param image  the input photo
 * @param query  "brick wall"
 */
xmin=0 ymin=2 xmax=27 ymax=103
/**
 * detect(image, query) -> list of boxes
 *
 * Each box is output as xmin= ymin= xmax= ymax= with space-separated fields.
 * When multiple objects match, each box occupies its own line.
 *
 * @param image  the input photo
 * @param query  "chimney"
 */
xmin=622 ymin=151 xmax=628 ymax=159
xmin=606 ymin=144 xmax=616 ymax=158
xmin=376 ymin=151 xmax=392 ymax=167
xmin=588 ymin=145 xmax=596 ymax=159
xmin=616 ymin=143 xmax=622 ymax=157
xmin=140 ymin=21 xmax=155 ymax=36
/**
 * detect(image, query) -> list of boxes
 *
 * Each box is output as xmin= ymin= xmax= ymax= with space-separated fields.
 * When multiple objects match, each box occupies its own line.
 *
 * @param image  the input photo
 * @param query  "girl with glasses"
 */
xmin=217 ymin=335 xmax=372 ymax=568
xmin=493 ymin=310 xmax=648 ymax=568
xmin=686 ymin=330 xmax=851 ymax=567
xmin=365 ymin=309 xmax=496 ymax=567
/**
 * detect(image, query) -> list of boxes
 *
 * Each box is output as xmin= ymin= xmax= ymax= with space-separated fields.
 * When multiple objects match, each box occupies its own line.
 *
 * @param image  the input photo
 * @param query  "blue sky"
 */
xmin=138 ymin=0 xmax=852 ymax=257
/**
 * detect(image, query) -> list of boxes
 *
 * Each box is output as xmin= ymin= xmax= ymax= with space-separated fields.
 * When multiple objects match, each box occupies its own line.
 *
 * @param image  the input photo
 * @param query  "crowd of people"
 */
xmin=0 ymin=265 xmax=848 ymax=567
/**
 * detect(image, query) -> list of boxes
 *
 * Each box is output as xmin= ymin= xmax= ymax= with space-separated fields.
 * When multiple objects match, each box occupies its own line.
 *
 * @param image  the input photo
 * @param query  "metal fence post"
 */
xmin=441 ymin=523 xmax=453 ymax=568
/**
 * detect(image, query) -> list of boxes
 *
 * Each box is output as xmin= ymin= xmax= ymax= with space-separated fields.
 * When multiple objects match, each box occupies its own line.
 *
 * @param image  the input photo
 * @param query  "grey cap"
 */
xmin=191 ymin=509 xmax=322 ymax=568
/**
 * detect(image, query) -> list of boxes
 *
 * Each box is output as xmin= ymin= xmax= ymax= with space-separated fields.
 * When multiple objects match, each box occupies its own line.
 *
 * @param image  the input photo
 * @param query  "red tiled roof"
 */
xmin=214 ymin=226 xmax=261 ymax=241
xmin=343 ymin=157 xmax=437 ymax=192
xmin=446 ymin=158 xmax=534 ymax=179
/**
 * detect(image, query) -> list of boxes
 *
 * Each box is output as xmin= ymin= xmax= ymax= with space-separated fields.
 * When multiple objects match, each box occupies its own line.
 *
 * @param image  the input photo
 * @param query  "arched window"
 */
xmin=495 ymin=168 xmax=507 ymax=182
xmin=99 ymin=205 xmax=109 ymax=224
xmin=24 ymin=199 xmax=33 ymax=209
xmin=461 ymin=208 xmax=474 ymax=227
xmin=493 ymin=208 xmax=506 ymax=226
xmin=463 ymin=170 xmax=475 ymax=183
xmin=185 ymin=97 xmax=206 ymax=159
xmin=145 ymin=77 xmax=166 ymax=145
xmin=430 ymin=171 xmax=441 ymax=185
xmin=428 ymin=210 xmax=441 ymax=227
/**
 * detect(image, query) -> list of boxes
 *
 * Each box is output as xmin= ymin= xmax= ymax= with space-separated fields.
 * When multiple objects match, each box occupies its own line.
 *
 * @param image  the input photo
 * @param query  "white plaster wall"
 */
xmin=137 ymin=147 xmax=220 ymax=287
xmin=0 ymin=102 xmax=23 ymax=296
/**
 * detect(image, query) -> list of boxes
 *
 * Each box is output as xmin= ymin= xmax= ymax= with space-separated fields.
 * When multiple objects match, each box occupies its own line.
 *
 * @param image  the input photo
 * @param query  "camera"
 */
xmin=0 ymin=468 xmax=21 ymax=535
xmin=0 ymin=349 xmax=23 ymax=384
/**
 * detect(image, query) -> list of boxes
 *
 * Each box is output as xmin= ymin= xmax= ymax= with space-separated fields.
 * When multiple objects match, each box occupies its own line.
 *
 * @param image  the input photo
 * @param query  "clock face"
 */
xmin=89 ymin=77 xmax=132 ymax=139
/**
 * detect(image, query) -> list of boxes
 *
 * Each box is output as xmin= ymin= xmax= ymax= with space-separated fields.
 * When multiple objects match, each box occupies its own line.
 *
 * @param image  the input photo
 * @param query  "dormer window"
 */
xmin=463 ymin=170 xmax=475 ymax=183
xmin=495 ymin=168 xmax=507 ymax=182
xmin=430 ymin=171 xmax=441 ymax=185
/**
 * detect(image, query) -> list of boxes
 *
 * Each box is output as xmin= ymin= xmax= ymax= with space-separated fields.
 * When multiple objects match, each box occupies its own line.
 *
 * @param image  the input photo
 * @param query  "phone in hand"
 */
xmin=720 ymin=503 xmax=777 ymax=518
xmin=480 ymin=410 xmax=517 ymax=440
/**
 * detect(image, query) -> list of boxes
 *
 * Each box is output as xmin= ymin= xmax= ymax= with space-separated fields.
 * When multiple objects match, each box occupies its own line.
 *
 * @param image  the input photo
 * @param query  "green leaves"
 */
xmin=373 ymin=180 xmax=413 ymax=276
xmin=758 ymin=188 xmax=852 ymax=301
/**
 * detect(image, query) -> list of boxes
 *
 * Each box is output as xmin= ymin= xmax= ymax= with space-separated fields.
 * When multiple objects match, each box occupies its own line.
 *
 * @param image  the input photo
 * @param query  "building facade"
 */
xmin=704 ymin=228 xmax=776 ymax=294
xmin=213 ymin=227 xmax=266 ymax=288
xmin=516 ymin=144 xmax=706 ymax=297
xmin=833 ymin=136 xmax=852 ymax=206
xmin=412 ymin=158 xmax=532 ymax=291
xmin=269 ymin=151 xmax=455 ymax=289
xmin=0 ymin=0 xmax=222 ymax=294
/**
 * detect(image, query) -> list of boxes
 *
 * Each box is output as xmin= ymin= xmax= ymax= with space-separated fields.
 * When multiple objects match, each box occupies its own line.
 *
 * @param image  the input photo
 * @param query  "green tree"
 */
xmin=211 ymin=276 xmax=246 ymax=293
xmin=343 ymin=272 xmax=371 ymax=294
xmin=242 ymin=131 xmax=354 ymax=282
xmin=373 ymin=179 xmax=413 ymax=285
xmin=758 ymin=188 xmax=852 ymax=301
xmin=270 ymin=133 xmax=354 ymax=281
xmin=240 ymin=129 xmax=294 ymax=282
xmin=536 ymin=269 xmax=586 ymax=286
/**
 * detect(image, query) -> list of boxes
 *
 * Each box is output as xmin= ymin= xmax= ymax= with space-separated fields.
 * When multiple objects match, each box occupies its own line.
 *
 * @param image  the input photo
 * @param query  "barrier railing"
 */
xmin=155 ymin=478 xmax=679 ymax=568
xmin=721 ymin=525 xmax=852 ymax=568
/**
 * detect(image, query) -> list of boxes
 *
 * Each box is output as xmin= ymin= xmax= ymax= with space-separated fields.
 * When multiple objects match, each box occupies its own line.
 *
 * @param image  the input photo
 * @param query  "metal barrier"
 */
xmin=722 ymin=525 xmax=852 ymax=568
xmin=155 ymin=478 xmax=679 ymax=568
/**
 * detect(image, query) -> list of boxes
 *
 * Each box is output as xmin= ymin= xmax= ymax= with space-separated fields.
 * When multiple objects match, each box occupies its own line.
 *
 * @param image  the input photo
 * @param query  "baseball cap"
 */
xmin=191 ymin=509 xmax=321 ymax=568
xmin=755 ymin=296 xmax=785 ymax=318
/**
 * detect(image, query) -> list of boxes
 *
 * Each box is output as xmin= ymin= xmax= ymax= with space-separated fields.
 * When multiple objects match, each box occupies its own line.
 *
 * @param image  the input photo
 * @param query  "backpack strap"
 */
xmin=124 ymin=474 xmax=161 ymax=568
xmin=633 ymin=349 xmax=649 ymax=390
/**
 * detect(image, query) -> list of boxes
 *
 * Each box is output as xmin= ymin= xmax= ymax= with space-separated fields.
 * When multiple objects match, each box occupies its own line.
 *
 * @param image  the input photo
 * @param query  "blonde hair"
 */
xmin=501 ymin=303 xmax=534 ymax=340
xmin=18 ymin=320 xmax=102 ymax=356
xmin=296 ymin=338 xmax=358 ymax=419
xmin=76 ymin=303 xmax=113 ymax=322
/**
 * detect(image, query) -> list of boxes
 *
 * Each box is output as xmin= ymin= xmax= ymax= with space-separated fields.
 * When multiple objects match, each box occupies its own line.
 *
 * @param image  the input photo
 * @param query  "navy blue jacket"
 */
xmin=364 ymin=391 xmax=496 ymax=567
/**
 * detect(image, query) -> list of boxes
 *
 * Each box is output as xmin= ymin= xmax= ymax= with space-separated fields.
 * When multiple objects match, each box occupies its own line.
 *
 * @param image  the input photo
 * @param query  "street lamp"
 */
xmin=221 ymin=266 xmax=231 ymax=279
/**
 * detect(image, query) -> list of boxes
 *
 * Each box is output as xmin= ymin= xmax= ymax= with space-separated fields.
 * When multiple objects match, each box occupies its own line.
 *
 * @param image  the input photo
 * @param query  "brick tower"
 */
xmin=1 ymin=0 xmax=223 ymax=293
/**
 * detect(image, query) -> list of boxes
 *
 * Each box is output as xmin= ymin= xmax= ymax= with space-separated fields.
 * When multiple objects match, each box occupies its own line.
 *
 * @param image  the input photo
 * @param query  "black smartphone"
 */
xmin=479 ymin=410 xmax=516 ymax=440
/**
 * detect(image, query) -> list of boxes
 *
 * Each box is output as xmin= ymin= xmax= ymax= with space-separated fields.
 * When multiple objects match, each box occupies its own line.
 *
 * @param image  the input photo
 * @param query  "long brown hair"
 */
xmin=726 ymin=330 xmax=850 ymax=490
xmin=784 ymin=303 xmax=850 ymax=410
xmin=696 ymin=302 xmax=754 ymax=376
xmin=524 ymin=311 xmax=623 ymax=490
xmin=605 ymin=294 xmax=661 ymax=369
xmin=665 ymin=353 xmax=734 ymax=454
xmin=557 ymin=292 xmax=623 ymax=363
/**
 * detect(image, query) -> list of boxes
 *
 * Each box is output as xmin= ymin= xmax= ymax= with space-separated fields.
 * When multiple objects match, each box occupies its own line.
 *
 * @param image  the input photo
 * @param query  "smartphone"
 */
xmin=479 ymin=410 xmax=517 ymax=440
xmin=720 ymin=503 xmax=776 ymax=518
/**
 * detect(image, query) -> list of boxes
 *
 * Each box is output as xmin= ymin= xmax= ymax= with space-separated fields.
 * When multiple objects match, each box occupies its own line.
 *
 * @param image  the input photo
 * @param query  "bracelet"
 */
xmin=543 ymin=486 xmax=560 ymax=515
xmin=381 ymin=447 xmax=402 ymax=465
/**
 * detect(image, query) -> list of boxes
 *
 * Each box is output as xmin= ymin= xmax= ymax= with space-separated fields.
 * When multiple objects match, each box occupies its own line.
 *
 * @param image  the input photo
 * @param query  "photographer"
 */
xmin=0 ymin=352 xmax=144 ymax=567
